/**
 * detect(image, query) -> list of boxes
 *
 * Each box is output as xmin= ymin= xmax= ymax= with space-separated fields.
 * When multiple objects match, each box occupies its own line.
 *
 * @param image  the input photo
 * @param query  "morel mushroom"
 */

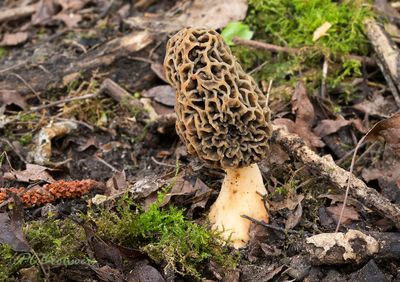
xmin=164 ymin=28 xmax=272 ymax=248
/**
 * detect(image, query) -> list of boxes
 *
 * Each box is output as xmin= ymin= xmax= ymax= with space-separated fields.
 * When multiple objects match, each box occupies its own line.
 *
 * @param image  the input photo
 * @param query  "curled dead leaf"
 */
xmin=0 ymin=32 xmax=29 ymax=46
xmin=0 ymin=90 xmax=27 ymax=110
xmin=273 ymin=81 xmax=324 ymax=148
xmin=4 ymin=163 xmax=55 ymax=183
xmin=326 ymin=204 xmax=360 ymax=225
xmin=365 ymin=113 xmax=400 ymax=158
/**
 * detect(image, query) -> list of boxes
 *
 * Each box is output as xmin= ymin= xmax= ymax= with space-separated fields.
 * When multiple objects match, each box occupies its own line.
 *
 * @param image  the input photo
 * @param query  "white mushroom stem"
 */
xmin=208 ymin=163 xmax=269 ymax=248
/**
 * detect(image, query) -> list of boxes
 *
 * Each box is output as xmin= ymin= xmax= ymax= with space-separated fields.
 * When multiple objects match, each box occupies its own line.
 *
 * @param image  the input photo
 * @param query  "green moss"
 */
xmin=88 ymin=192 xmax=237 ymax=278
xmin=19 ymin=133 xmax=32 ymax=146
xmin=0 ymin=218 xmax=94 ymax=280
xmin=0 ymin=47 xmax=6 ymax=58
xmin=17 ymin=112 xmax=38 ymax=123
xmin=238 ymin=0 xmax=373 ymax=87
xmin=247 ymin=0 xmax=371 ymax=55
xmin=25 ymin=219 xmax=90 ymax=263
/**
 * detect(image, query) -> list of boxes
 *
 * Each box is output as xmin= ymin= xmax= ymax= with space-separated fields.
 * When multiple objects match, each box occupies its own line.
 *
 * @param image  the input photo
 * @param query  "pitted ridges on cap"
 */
xmin=164 ymin=28 xmax=272 ymax=169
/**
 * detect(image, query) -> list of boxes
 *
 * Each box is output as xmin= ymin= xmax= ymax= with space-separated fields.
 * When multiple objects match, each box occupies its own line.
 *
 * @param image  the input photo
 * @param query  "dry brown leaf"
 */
xmin=291 ymin=81 xmax=314 ymax=127
xmin=141 ymin=85 xmax=175 ymax=107
xmin=0 ymin=32 xmax=29 ymax=46
xmin=187 ymin=178 xmax=213 ymax=217
xmin=365 ymin=113 xmax=400 ymax=157
xmin=314 ymin=117 xmax=351 ymax=137
xmin=57 ymin=0 xmax=87 ymax=11
xmin=362 ymin=162 xmax=400 ymax=198
xmin=270 ymin=194 xmax=304 ymax=211
xmin=313 ymin=117 xmax=368 ymax=137
xmin=326 ymin=204 xmax=360 ymax=225
xmin=0 ymin=90 xmax=27 ymax=110
xmin=52 ymin=12 xmax=82 ymax=28
xmin=312 ymin=22 xmax=332 ymax=41
xmin=273 ymin=81 xmax=324 ymax=148
xmin=77 ymin=136 xmax=99 ymax=152
xmin=31 ymin=0 xmax=59 ymax=25
xmin=125 ymin=0 xmax=247 ymax=32
xmin=268 ymin=143 xmax=290 ymax=165
xmin=151 ymin=63 xmax=168 ymax=83
xmin=352 ymin=94 xmax=397 ymax=118
xmin=105 ymin=170 xmax=128 ymax=196
xmin=285 ymin=202 xmax=302 ymax=230
xmin=0 ymin=197 xmax=31 ymax=252
xmin=3 ymin=163 xmax=55 ymax=183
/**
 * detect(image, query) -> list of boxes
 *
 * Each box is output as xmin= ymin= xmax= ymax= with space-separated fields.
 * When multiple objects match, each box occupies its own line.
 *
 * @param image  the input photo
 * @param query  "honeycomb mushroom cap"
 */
xmin=164 ymin=28 xmax=272 ymax=169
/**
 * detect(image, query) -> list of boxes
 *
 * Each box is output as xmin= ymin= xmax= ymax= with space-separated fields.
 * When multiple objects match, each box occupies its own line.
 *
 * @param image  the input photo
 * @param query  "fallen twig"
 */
xmin=271 ymin=125 xmax=400 ymax=228
xmin=364 ymin=18 xmax=400 ymax=107
xmin=241 ymin=214 xmax=302 ymax=234
xmin=232 ymin=37 xmax=376 ymax=66
xmin=29 ymin=93 xmax=98 ymax=112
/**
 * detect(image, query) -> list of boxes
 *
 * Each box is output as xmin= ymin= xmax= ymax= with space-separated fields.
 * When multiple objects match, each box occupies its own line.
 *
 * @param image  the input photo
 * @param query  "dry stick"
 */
xmin=28 ymin=78 xmax=140 ymax=112
xmin=232 ymin=37 xmax=377 ymax=66
xmin=29 ymin=93 xmax=98 ymax=112
xmin=10 ymin=73 xmax=41 ymax=101
xmin=241 ymin=214 xmax=302 ymax=234
xmin=271 ymin=125 xmax=400 ymax=229
xmin=265 ymin=79 xmax=273 ymax=108
xmin=364 ymin=18 xmax=400 ymax=108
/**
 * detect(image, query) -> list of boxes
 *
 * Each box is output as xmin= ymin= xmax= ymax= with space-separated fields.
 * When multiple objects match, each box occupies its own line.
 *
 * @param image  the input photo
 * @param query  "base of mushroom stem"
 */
xmin=208 ymin=163 xmax=269 ymax=249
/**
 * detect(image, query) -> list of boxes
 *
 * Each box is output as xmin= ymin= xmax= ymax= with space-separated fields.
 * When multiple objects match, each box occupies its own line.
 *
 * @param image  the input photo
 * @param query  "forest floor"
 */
xmin=0 ymin=0 xmax=400 ymax=281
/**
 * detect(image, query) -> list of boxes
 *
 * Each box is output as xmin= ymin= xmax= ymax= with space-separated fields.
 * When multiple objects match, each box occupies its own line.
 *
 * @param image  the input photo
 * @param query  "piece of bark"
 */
xmin=305 ymin=230 xmax=400 ymax=265
xmin=364 ymin=18 xmax=400 ymax=107
xmin=271 ymin=125 xmax=400 ymax=228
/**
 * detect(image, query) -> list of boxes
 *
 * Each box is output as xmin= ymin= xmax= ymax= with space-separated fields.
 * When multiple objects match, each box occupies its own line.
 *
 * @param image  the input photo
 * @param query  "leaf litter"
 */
xmin=1 ymin=0 xmax=400 ymax=280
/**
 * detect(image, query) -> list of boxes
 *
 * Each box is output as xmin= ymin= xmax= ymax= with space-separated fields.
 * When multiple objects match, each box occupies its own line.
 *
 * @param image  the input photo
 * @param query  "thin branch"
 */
xmin=29 ymin=93 xmax=98 ymax=112
xmin=151 ymin=156 xmax=177 ymax=168
xmin=233 ymin=37 xmax=376 ymax=66
xmin=241 ymin=214 xmax=302 ymax=234
xmin=10 ymin=73 xmax=40 ymax=101
xmin=335 ymin=134 xmax=367 ymax=232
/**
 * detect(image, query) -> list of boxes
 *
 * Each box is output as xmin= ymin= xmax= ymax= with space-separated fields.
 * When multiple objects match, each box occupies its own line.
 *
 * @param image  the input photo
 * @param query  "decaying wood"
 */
xmin=272 ymin=125 xmax=400 ymax=228
xmin=0 ymin=31 xmax=154 ymax=96
xmin=305 ymin=230 xmax=400 ymax=265
xmin=232 ymin=37 xmax=377 ymax=66
xmin=364 ymin=18 xmax=400 ymax=107
xmin=0 ymin=4 xmax=37 ymax=23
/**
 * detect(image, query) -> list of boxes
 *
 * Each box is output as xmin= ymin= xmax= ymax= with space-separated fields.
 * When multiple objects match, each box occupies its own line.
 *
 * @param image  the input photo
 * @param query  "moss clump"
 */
xmin=0 ymin=218 xmax=93 ymax=280
xmin=0 ymin=47 xmax=6 ymax=58
xmin=247 ymin=0 xmax=371 ymax=56
xmin=233 ymin=0 xmax=373 ymax=88
xmin=89 ymin=193 xmax=237 ymax=278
